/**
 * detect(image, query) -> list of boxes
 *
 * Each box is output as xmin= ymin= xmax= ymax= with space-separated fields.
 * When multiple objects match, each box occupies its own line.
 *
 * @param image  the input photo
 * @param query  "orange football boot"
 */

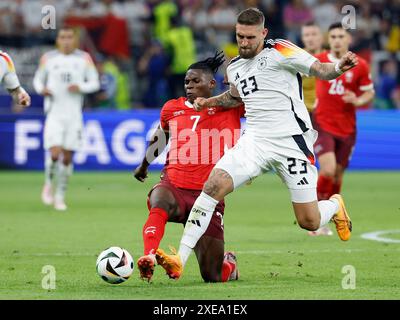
xmin=155 ymin=246 xmax=183 ymax=280
xmin=330 ymin=194 xmax=352 ymax=241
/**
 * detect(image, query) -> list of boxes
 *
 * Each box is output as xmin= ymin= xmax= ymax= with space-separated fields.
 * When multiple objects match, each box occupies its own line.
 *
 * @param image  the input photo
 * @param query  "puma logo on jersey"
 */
xmin=144 ymin=226 xmax=156 ymax=235
xmin=173 ymin=110 xmax=185 ymax=116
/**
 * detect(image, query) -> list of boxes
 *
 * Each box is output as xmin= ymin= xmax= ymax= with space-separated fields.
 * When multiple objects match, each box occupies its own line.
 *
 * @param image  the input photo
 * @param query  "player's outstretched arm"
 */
xmin=310 ymin=51 xmax=358 ymax=80
xmin=133 ymin=125 xmax=169 ymax=182
xmin=194 ymin=87 xmax=242 ymax=111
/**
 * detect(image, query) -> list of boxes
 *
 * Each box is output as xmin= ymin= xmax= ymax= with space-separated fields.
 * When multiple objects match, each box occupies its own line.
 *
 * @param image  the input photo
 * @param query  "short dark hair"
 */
xmin=237 ymin=7 xmax=265 ymax=26
xmin=188 ymin=51 xmax=225 ymax=75
xmin=58 ymin=26 xmax=76 ymax=34
xmin=302 ymin=21 xmax=320 ymax=28
xmin=328 ymin=22 xmax=349 ymax=33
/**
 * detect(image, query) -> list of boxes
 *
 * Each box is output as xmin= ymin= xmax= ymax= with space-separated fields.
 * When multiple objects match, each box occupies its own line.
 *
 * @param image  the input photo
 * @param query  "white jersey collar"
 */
xmin=327 ymin=52 xmax=341 ymax=63
xmin=184 ymin=100 xmax=194 ymax=109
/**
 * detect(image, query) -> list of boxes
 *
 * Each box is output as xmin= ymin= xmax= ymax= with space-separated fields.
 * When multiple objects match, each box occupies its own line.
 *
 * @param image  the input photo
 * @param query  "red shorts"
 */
xmin=313 ymin=121 xmax=356 ymax=169
xmin=147 ymin=177 xmax=225 ymax=241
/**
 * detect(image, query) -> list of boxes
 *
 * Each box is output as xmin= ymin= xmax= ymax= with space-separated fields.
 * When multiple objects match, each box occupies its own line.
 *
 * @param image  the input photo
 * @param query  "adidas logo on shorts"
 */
xmin=297 ymin=177 xmax=309 ymax=185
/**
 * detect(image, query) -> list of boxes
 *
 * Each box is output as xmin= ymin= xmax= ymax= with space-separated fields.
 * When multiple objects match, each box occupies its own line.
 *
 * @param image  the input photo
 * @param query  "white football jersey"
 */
xmin=0 ymin=50 xmax=20 ymax=90
xmin=33 ymin=49 xmax=100 ymax=120
xmin=227 ymin=39 xmax=318 ymax=138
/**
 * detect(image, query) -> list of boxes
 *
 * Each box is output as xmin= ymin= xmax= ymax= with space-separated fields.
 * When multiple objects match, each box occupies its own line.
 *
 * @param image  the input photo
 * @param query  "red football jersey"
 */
xmin=160 ymin=97 xmax=244 ymax=190
xmin=314 ymin=51 xmax=373 ymax=137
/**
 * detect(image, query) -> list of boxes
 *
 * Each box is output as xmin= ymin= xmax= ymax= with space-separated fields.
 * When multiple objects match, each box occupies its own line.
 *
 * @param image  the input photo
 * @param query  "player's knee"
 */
xmin=319 ymin=165 xmax=336 ymax=178
xmin=149 ymin=200 xmax=174 ymax=218
xmin=200 ymin=270 xmax=220 ymax=283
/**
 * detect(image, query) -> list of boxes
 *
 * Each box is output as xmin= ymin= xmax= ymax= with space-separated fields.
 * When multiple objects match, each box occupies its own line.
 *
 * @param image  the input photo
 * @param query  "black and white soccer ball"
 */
xmin=96 ymin=246 xmax=134 ymax=284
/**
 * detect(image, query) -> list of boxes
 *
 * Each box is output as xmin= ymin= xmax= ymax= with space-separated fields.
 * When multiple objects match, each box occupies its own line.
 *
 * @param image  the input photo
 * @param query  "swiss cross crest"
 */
xmin=208 ymin=107 xmax=216 ymax=115
xmin=345 ymin=71 xmax=353 ymax=83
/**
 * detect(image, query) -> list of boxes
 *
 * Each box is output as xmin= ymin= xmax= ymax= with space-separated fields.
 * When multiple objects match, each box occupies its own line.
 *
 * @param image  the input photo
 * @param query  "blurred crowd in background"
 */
xmin=0 ymin=0 xmax=399 ymax=111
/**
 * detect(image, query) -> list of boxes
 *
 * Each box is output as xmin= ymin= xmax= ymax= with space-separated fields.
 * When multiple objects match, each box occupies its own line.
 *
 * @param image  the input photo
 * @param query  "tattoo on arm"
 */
xmin=211 ymin=90 xmax=242 ymax=109
xmin=309 ymin=61 xmax=340 ymax=80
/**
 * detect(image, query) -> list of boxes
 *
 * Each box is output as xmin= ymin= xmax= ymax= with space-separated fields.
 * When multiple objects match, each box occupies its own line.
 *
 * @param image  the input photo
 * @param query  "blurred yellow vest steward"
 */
xmin=302 ymin=74 xmax=317 ymax=113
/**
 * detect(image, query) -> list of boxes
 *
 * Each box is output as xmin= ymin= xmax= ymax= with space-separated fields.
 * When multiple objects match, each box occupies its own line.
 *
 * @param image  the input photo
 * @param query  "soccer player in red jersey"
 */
xmin=313 ymin=23 xmax=375 ymax=201
xmin=133 ymin=52 xmax=243 ymax=282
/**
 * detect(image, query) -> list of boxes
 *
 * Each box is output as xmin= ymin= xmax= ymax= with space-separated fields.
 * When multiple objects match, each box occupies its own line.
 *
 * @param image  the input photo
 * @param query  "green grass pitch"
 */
xmin=0 ymin=170 xmax=399 ymax=300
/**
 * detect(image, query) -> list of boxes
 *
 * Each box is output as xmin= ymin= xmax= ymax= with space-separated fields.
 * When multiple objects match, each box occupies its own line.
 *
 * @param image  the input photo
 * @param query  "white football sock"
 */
xmin=55 ymin=163 xmax=73 ymax=201
xmin=44 ymin=154 xmax=58 ymax=186
xmin=178 ymin=192 xmax=219 ymax=267
xmin=318 ymin=198 xmax=339 ymax=228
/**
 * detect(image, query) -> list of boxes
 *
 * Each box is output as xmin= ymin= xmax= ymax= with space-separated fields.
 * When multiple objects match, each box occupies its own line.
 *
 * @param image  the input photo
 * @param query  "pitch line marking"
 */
xmin=360 ymin=230 xmax=400 ymax=244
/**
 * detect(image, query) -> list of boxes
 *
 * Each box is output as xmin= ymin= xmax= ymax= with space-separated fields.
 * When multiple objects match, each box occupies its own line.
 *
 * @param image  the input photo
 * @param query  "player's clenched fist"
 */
xmin=133 ymin=165 xmax=148 ymax=182
xmin=193 ymin=97 xmax=211 ymax=111
xmin=18 ymin=90 xmax=31 ymax=107
xmin=338 ymin=51 xmax=358 ymax=72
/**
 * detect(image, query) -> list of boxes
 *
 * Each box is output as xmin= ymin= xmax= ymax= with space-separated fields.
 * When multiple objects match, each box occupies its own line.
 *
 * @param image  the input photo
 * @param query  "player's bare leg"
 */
xmin=293 ymin=196 xmax=351 ymax=240
xmin=175 ymin=169 xmax=234 ymax=274
xmin=317 ymin=151 xmax=336 ymax=199
xmin=333 ymin=164 xmax=345 ymax=194
xmin=42 ymin=146 xmax=62 ymax=205
xmin=54 ymin=149 xmax=73 ymax=211
xmin=194 ymin=235 xmax=238 ymax=282
xmin=140 ymin=187 xmax=178 ymax=281
xmin=308 ymin=151 xmax=336 ymax=236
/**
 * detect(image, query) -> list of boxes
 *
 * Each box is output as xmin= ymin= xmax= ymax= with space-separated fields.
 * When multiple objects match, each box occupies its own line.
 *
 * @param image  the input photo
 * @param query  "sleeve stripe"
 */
xmin=359 ymin=83 xmax=374 ymax=91
xmin=0 ymin=52 xmax=15 ymax=72
xmin=276 ymin=39 xmax=303 ymax=51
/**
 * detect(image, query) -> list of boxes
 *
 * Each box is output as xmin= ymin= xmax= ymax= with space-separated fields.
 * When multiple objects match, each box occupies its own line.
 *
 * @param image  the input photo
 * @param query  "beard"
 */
xmin=239 ymin=47 xmax=257 ymax=59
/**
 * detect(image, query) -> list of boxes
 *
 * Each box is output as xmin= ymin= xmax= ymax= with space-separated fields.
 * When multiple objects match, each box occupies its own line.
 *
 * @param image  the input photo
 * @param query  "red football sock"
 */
xmin=332 ymin=180 xmax=342 ymax=195
xmin=317 ymin=175 xmax=334 ymax=200
xmin=142 ymin=207 xmax=169 ymax=255
xmin=221 ymin=260 xmax=233 ymax=282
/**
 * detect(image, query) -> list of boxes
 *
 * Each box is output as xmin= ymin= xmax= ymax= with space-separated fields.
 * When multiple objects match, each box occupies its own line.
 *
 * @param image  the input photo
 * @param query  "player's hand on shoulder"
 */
xmin=338 ymin=51 xmax=358 ymax=72
xmin=133 ymin=165 xmax=148 ymax=182
xmin=68 ymin=84 xmax=81 ymax=93
xmin=193 ymin=97 xmax=209 ymax=111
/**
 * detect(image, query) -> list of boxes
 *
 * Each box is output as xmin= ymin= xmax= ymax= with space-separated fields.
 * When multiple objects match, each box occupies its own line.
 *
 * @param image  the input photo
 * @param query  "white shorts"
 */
xmin=214 ymin=130 xmax=318 ymax=203
xmin=44 ymin=117 xmax=83 ymax=151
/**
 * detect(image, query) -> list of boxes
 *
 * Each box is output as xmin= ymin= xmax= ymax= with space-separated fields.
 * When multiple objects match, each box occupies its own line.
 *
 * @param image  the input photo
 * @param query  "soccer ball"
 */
xmin=96 ymin=246 xmax=134 ymax=284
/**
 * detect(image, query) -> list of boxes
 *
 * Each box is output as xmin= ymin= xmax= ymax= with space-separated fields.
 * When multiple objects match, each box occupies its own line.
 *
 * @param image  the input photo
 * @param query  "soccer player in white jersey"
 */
xmin=155 ymin=8 xmax=358 ymax=280
xmin=33 ymin=27 xmax=100 ymax=211
xmin=0 ymin=51 xmax=31 ymax=107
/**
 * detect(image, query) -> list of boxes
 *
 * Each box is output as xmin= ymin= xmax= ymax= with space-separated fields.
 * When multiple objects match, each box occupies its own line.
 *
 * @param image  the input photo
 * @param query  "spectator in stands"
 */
xmin=164 ymin=16 xmax=196 ymax=99
xmin=152 ymin=0 xmax=178 ymax=44
xmin=374 ymin=58 xmax=399 ymax=110
xmin=138 ymin=40 xmax=169 ymax=108
xmin=207 ymin=0 xmax=238 ymax=50
xmin=90 ymin=56 xmax=117 ymax=109
xmin=283 ymin=0 xmax=314 ymax=43
xmin=312 ymin=0 xmax=340 ymax=33
xmin=182 ymin=0 xmax=209 ymax=43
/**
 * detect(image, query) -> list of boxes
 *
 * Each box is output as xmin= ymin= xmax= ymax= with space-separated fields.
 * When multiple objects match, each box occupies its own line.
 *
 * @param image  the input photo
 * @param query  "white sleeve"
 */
xmin=33 ymin=55 xmax=47 ymax=94
xmin=226 ymin=67 xmax=240 ymax=98
xmin=274 ymin=39 xmax=317 ymax=76
xmin=0 ymin=53 xmax=20 ymax=90
xmin=79 ymin=54 xmax=100 ymax=94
